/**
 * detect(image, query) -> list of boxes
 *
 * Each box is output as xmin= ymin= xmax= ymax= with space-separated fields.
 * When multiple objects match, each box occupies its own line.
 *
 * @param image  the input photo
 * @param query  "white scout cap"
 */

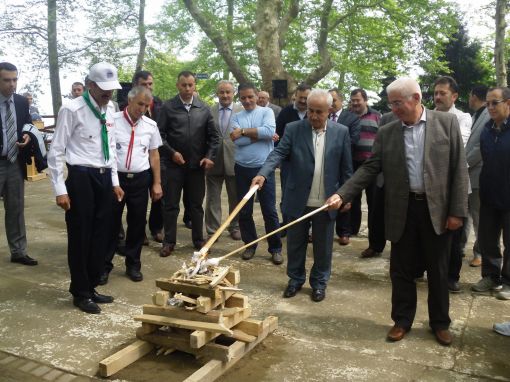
xmin=88 ymin=62 xmax=122 ymax=91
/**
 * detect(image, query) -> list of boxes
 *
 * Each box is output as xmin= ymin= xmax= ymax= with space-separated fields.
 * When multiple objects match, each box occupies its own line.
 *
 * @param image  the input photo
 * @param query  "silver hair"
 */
xmin=386 ymin=77 xmax=422 ymax=101
xmin=128 ymin=86 xmax=153 ymax=101
xmin=307 ymin=89 xmax=333 ymax=107
xmin=216 ymin=80 xmax=235 ymax=91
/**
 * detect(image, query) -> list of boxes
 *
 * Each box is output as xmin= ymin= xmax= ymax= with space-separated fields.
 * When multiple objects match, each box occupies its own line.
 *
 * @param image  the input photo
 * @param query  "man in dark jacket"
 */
xmin=471 ymin=86 xmax=510 ymax=300
xmin=158 ymin=71 xmax=219 ymax=256
xmin=0 ymin=62 xmax=36 ymax=266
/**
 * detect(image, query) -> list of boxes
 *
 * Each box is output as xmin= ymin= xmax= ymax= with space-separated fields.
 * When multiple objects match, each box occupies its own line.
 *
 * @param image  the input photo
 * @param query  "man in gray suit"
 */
xmin=253 ymin=89 xmax=352 ymax=302
xmin=328 ymin=77 xmax=468 ymax=345
xmin=0 ymin=62 xmax=36 ymax=266
xmin=466 ymin=85 xmax=490 ymax=267
xmin=257 ymin=90 xmax=282 ymax=119
xmin=204 ymin=80 xmax=242 ymax=240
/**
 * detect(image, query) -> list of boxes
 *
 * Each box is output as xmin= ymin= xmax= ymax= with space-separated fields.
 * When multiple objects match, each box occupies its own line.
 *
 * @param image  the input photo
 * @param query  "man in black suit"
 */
xmin=329 ymin=88 xmax=360 ymax=245
xmin=0 ymin=62 xmax=36 ymax=266
xmin=275 ymin=83 xmax=311 ymax=230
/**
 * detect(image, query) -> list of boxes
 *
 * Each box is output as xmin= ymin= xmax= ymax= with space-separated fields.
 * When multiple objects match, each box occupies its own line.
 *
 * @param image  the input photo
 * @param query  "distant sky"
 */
xmin=0 ymin=0 xmax=497 ymax=115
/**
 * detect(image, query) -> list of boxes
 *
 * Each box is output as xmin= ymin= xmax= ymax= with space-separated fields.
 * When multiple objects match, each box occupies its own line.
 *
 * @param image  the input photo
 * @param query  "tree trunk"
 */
xmin=47 ymin=0 xmax=62 ymax=115
xmin=254 ymin=0 xmax=296 ymax=101
xmin=495 ymin=0 xmax=507 ymax=87
xmin=135 ymin=0 xmax=147 ymax=72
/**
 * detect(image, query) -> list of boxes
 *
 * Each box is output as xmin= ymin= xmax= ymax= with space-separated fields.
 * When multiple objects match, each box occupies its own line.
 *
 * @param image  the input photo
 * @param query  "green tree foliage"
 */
xmin=157 ymin=0 xmax=458 ymax=99
xmin=420 ymin=23 xmax=495 ymax=110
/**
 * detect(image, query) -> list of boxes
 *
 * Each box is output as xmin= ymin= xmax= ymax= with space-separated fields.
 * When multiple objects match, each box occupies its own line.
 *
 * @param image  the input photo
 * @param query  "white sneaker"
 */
xmin=496 ymin=284 xmax=510 ymax=300
xmin=471 ymin=277 xmax=503 ymax=292
xmin=493 ymin=322 xmax=510 ymax=336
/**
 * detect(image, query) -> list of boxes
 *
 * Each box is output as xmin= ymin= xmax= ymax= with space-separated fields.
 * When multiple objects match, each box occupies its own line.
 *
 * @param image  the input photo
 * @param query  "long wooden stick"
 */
xmin=198 ymin=185 xmax=259 ymax=257
xmin=216 ymin=202 xmax=332 ymax=262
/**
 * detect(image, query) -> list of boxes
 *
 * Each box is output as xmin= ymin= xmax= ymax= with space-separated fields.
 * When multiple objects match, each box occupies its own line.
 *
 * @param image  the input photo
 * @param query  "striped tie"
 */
xmin=5 ymin=100 xmax=18 ymax=163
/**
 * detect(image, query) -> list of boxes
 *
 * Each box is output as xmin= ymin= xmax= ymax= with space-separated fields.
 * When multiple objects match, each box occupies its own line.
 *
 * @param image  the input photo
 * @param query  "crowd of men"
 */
xmin=1 ymin=60 xmax=509 ymax=340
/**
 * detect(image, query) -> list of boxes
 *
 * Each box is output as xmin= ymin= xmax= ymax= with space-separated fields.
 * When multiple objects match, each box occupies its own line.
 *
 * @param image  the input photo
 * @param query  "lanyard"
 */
xmin=82 ymin=90 xmax=109 ymax=162
xmin=123 ymin=108 xmax=138 ymax=170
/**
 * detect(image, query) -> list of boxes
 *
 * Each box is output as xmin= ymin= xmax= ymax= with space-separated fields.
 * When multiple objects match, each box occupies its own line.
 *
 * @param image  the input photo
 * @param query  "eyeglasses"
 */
xmin=388 ymin=101 xmax=404 ymax=109
xmin=487 ymin=99 xmax=507 ymax=107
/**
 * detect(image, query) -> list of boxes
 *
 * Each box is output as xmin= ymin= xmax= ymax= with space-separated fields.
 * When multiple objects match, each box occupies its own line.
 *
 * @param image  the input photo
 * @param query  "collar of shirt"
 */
xmin=220 ymin=103 xmax=232 ymax=111
xmin=402 ymin=106 xmax=427 ymax=129
xmin=312 ymin=121 xmax=328 ymax=134
xmin=0 ymin=93 xmax=13 ymax=104
xmin=179 ymin=95 xmax=194 ymax=108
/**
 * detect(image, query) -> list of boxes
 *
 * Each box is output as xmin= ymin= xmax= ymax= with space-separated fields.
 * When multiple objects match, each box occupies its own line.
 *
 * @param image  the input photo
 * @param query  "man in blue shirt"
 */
xmin=230 ymin=83 xmax=282 ymax=264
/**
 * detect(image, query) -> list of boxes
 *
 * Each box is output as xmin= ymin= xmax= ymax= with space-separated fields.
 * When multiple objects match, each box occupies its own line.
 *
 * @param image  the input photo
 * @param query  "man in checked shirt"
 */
xmin=102 ymin=86 xmax=163 ymax=284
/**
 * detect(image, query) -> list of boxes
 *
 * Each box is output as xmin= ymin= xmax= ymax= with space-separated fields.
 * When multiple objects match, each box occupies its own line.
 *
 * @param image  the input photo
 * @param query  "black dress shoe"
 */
xmin=73 ymin=297 xmax=101 ymax=314
xmin=91 ymin=290 xmax=114 ymax=304
xmin=283 ymin=284 xmax=302 ymax=298
xmin=98 ymin=272 xmax=109 ymax=286
xmin=193 ymin=240 xmax=205 ymax=250
xmin=271 ymin=251 xmax=283 ymax=265
xmin=311 ymin=288 xmax=326 ymax=302
xmin=126 ymin=268 xmax=143 ymax=282
xmin=11 ymin=255 xmax=38 ymax=266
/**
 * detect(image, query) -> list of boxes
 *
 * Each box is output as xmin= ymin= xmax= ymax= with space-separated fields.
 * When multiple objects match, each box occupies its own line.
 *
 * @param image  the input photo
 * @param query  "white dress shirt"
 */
xmin=113 ymin=112 xmax=162 ymax=173
xmin=48 ymin=95 xmax=119 ymax=196
xmin=447 ymin=105 xmax=472 ymax=147
xmin=403 ymin=108 xmax=427 ymax=193
xmin=307 ymin=123 xmax=327 ymax=207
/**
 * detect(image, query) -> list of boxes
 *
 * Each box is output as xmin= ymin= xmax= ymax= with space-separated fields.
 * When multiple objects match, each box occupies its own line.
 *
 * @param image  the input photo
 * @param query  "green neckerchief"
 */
xmin=82 ymin=90 xmax=109 ymax=162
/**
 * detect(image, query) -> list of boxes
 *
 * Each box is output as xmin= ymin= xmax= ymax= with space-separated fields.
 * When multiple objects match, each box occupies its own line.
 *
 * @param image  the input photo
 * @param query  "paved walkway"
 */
xmin=0 ymin=175 xmax=509 ymax=381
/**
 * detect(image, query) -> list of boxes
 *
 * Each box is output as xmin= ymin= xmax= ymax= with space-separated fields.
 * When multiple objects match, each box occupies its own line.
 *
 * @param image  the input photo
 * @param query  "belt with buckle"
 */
xmin=67 ymin=164 xmax=111 ymax=175
xmin=409 ymin=192 xmax=426 ymax=201
xmin=0 ymin=155 xmax=7 ymax=160
xmin=119 ymin=169 xmax=149 ymax=179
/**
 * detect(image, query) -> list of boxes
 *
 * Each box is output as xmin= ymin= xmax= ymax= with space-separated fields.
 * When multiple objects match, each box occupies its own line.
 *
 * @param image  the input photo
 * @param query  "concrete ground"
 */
xmin=0 ymin=173 xmax=509 ymax=382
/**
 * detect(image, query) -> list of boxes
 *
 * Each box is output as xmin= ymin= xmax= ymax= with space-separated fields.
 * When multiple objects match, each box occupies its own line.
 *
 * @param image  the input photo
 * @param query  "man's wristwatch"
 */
xmin=241 ymin=128 xmax=245 ymax=136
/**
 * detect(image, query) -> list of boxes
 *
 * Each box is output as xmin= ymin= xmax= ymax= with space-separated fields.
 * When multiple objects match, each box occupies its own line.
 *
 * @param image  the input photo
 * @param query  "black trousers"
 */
xmin=161 ymin=165 xmax=205 ymax=245
xmin=105 ymin=170 xmax=151 ymax=273
xmin=390 ymin=196 xmax=452 ymax=331
xmin=447 ymin=218 xmax=466 ymax=282
xmin=65 ymin=165 xmax=112 ymax=299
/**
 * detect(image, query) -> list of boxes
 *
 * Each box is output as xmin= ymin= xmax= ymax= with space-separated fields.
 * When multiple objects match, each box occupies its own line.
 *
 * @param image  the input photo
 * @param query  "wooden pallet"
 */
xmin=99 ymin=267 xmax=277 ymax=380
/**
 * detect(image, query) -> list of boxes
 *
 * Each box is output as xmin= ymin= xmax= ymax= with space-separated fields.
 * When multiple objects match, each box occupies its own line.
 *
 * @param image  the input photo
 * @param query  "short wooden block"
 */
xmin=99 ymin=340 xmax=154 ymax=377
xmin=190 ymin=307 xmax=252 ymax=348
xmin=152 ymin=291 xmax=169 ymax=306
xmin=225 ymin=293 xmax=249 ymax=309
xmin=233 ymin=318 xmax=264 ymax=337
xmin=139 ymin=322 xmax=160 ymax=335
xmin=196 ymin=291 xmax=235 ymax=313
xmin=142 ymin=304 xmax=222 ymax=324
xmin=225 ymin=269 xmax=240 ymax=286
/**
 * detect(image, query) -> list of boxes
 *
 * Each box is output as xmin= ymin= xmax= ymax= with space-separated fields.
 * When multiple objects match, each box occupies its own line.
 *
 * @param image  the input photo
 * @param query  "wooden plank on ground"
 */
xmin=98 ymin=340 xmax=154 ymax=377
xmin=156 ymin=278 xmax=221 ymax=299
xmin=134 ymin=314 xmax=233 ymax=335
xmin=183 ymin=316 xmax=278 ymax=382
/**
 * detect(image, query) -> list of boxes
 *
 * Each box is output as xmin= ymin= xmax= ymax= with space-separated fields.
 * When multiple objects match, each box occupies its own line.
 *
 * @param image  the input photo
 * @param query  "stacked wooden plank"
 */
xmin=99 ymin=266 xmax=278 ymax=381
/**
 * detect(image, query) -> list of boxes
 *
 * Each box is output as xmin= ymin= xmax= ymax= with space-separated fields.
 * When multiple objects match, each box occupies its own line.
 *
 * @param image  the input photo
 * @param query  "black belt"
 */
xmin=119 ymin=169 xmax=150 ymax=179
xmin=0 ymin=156 xmax=7 ymax=161
xmin=409 ymin=192 xmax=426 ymax=201
xmin=67 ymin=164 xmax=111 ymax=174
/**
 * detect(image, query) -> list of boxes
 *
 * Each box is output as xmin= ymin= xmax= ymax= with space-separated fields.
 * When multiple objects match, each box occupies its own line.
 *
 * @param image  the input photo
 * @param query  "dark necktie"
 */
xmin=5 ymin=100 xmax=18 ymax=163
xmin=329 ymin=112 xmax=337 ymax=122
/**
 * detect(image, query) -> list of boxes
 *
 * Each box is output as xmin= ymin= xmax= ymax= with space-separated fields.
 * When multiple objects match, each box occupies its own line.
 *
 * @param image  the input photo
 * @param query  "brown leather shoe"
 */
xmin=360 ymin=248 xmax=381 ymax=258
xmin=338 ymin=236 xmax=350 ymax=245
xmin=434 ymin=329 xmax=452 ymax=346
xmin=469 ymin=257 xmax=482 ymax=267
xmin=152 ymin=231 xmax=164 ymax=243
xmin=230 ymin=230 xmax=241 ymax=241
xmin=160 ymin=243 xmax=175 ymax=257
xmin=387 ymin=326 xmax=408 ymax=342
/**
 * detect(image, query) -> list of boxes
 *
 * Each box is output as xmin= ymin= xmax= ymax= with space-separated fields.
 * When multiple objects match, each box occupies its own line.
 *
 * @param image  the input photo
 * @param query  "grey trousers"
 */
xmin=0 ymin=158 xmax=27 ymax=258
xmin=204 ymin=174 xmax=239 ymax=235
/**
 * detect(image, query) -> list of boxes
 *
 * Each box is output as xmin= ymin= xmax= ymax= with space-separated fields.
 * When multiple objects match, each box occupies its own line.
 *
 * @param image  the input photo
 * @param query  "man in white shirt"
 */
xmin=48 ymin=62 xmax=124 ymax=314
xmin=433 ymin=76 xmax=472 ymax=293
xmin=101 ymin=86 xmax=162 ymax=284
